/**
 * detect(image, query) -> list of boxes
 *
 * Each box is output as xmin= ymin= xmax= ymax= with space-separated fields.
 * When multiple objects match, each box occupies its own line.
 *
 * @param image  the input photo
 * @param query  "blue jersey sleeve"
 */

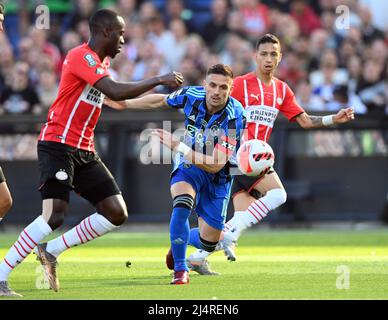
xmin=165 ymin=87 xmax=190 ymax=109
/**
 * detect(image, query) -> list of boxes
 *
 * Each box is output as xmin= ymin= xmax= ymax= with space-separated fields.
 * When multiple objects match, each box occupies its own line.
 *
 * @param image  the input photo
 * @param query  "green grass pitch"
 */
xmin=1 ymin=229 xmax=388 ymax=300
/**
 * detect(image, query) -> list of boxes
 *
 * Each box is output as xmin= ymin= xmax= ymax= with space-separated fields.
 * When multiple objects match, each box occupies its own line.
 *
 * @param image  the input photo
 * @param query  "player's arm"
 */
xmin=153 ymin=129 xmax=235 ymax=174
xmin=103 ymin=94 xmax=168 ymax=110
xmin=295 ymin=107 xmax=355 ymax=129
xmin=94 ymin=72 xmax=183 ymax=101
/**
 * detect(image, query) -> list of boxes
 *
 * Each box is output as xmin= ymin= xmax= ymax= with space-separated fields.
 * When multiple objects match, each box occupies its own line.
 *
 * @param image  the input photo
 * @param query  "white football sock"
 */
xmin=224 ymin=188 xmax=287 ymax=241
xmin=0 ymin=215 xmax=52 ymax=281
xmin=45 ymin=213 xmax=119 ymax=258
xmin=188 ymin=249 xmax=211 ymax=262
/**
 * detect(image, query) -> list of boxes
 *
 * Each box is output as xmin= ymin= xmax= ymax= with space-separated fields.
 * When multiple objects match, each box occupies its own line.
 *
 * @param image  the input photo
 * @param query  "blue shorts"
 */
xmin=171 ymin=164 xmax=232 ymax=230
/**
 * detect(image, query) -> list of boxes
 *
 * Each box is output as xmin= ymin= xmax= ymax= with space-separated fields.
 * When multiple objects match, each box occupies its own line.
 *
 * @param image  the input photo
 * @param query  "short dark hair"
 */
xmin=256 ymin=33 xmax=281 ymax=51
xmin=0 ymin=3 xmax=4 ymax=14
xmin=89 ymin=9 xmax=119 ymax=35
xmin=207 ymin=64 xmax=233 ymax=79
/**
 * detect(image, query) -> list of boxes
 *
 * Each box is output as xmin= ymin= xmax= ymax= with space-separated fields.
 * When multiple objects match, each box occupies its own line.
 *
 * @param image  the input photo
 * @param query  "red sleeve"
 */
xmin=279 ymin=83 xmax=305 ymax=122
xmin=68 ymin=48 xmax=110 ymax=86
xmin=231 ymin=77 xmax=245 ymax=106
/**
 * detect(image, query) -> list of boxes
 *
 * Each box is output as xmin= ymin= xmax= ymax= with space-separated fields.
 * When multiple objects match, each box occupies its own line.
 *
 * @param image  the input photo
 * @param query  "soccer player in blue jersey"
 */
xmin=105 ymin=64 xmax=246 ymax=284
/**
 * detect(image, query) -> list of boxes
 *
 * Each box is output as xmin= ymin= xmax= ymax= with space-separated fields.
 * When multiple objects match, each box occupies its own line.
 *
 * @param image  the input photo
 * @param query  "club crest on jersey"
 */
xmin=55 ymin=169 xmax=68 ymax=181
xmin=84 ymin=53 xmax=97 ymax=67
xmin=210 ymin=124 xmax=220 ymax=136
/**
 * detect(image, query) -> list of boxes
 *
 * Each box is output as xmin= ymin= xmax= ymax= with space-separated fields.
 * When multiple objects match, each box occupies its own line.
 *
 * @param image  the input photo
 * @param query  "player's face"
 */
xmin=107 ymin=16 xmax=125 ymax=58
xmin=255 ymin=42 xmax=282 ymax=75
xmin=204 ymin=73 xmax=233 ymax=110
xmin=0 ymin=14 xmax=4 ymax=32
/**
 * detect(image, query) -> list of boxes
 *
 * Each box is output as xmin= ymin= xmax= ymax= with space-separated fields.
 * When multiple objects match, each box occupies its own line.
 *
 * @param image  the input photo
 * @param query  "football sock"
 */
xmin=224 ymin=188 xmax=287 ymax=241
xmin=170 ymin=209 xmax=190 ymax=272
xmin=0 ymin=218 xmax=2 ymax=223
xmin=45 ymin=213 xmax=119 ymax=258
xmin=0 ymin=216 xmax=52 ymax=281
xmin=188 ymin=227 xmax=201 ymax=249
xmin=170 ymin=194 xmax=194 ymax=272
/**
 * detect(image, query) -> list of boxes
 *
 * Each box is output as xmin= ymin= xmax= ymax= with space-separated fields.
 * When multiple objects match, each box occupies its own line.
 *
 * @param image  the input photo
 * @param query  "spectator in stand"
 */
xmin=227 ymin=10 xmax=246 ymax=38
xmin=356 ymin=59 xmax=386 ymax=114
xmin=358 ymin=6 xmax=385 ymax=44
xmin=114 ymin=0 xmax=139 ymax=22
xmin=278 ymin=49 xmax=306 ymax=89
xmin=307 ymin=29 xmax=330 ymax=72
xmin=295 ymin=80 xmax=325 ymax=111
xmin=310 ymin=49 xmax=348 ymax=103
xmin=290 ymin=0 xmax=321 ymax=36
xmin=139 ymin=1 xmax=158 ymax=23
xmin=164 ymin=0 xmax=195 ymax=34
xmin=36 ymin=69 xmax=58 ymax=112
xmin=237 ymin=0 xmax=270 ymax=39
xmin=338 ymin=39 xmax=358 ymax=69
xmin=146 ymin=14 xmax=175 ymax=65
xmin=201 ymin=0 xmax=230 ymax=51
xmin=347 ymin=55 xmax=362 ymax=95
xmin=61 ymin=0 xmax=97 ymax=34
xmin=325 ymin=84 xmax=367 ymax=114
xmin=28 ymin=27 xmax=61 ymax=75
xmin=219 ymin=32 xmax=244 ymax=67
xmin=167 ymin=18 xmax=189 ymax=69
xmin=0 ymin=62 xmax=41 ymax=115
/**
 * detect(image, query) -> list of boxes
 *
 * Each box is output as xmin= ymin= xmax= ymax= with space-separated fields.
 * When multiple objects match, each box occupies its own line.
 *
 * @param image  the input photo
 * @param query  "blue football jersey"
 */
xmin=166 ymin=86 xmax=246 ymax=184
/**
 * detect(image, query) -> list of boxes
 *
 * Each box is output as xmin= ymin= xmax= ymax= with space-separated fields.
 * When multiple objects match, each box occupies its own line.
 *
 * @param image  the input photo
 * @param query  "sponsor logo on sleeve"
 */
xmin=84 ymin=53 xmax=97 ymax=67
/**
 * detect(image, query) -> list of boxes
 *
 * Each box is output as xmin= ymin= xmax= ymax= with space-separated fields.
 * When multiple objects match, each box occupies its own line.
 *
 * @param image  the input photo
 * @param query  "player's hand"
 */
xmin=152 ymin=128 xmax=180 ymax=150
xmin=158 ymin=72 xmax=184 ymax=87
xmin=333 ymin=107 xmax=355 ymax=124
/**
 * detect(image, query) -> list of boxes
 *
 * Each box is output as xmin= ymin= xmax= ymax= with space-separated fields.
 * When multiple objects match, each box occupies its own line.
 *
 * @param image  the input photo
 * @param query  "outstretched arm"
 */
xmin=103 ymin=94 xmax=168 ymax=110
xmin=94 ymin=71 xmax=184 ymax=101
xmin=295 ymin=107 xmax=355 ymax=129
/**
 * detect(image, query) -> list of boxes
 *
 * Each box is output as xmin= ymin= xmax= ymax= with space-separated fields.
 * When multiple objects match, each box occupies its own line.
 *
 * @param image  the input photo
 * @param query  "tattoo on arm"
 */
xmin=309 ymin=115 xmax=323 ymax=127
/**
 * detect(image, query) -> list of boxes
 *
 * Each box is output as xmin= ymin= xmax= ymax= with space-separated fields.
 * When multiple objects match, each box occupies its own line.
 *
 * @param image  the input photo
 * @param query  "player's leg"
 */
xmin=220 ymin=171 xmax=287 ymax=261
xmin=187 ymin=181 xmax=230 ymax=275
xmin=0 ymin=142 xmax=73 ymax=296
xmin=187 ymin=174 xmax=256 ymax=265
xmin=186 ymin=217 xmax=222 ymax=275
xmin=0 ymin=167 xmax=12 ymax=222
xmin=0 ymin=185 xmax=69 ymax=296
xmin=168 ymin=180 xmax=196 ymax=284
xmin=41 ymin=158 xmax=127 ymax=260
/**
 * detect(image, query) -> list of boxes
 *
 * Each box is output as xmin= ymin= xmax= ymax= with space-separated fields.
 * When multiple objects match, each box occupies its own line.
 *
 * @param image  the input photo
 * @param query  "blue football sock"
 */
xmin=170 ymin=207 xmax=191 ymax=272
xmin=188 ymin=227 xmax=202 ymax=249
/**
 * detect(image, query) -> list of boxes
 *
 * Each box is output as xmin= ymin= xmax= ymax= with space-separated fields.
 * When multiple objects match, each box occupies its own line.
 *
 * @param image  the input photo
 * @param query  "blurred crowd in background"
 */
xmin=0 ymin=0 xmax=387 ymax=118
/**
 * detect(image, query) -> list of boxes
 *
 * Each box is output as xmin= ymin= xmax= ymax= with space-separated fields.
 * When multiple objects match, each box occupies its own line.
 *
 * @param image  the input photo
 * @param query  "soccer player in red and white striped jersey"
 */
xmin=0 ymin=8 xmax=183 ymax=296
xmin=187 ymin=34 xmax=355 ymax=273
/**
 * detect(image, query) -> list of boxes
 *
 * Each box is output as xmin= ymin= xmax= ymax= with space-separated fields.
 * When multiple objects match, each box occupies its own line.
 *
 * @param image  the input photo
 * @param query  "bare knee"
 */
xmin=0 ymin=195 xmax=12 ymax=216
xmin=97 ymin=195 xmax=128 ymax=226
xmin=43 ymin=199 xmax=68 ymax=230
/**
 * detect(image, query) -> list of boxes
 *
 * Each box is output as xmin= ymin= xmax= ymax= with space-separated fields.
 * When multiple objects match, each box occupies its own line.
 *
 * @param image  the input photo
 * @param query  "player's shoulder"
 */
xmin=167 ymin=86 xmax=204 ymax=101
xmin=227 ymin=96 xmax=245 ymax=120
xmin=273 ymin=76 xmax=292 ymax=91
xmin=185 ymin=86 xmax=205 ymax=98
xmin=67 ymin=43 xmax=99 ymax=66
xmin=233 ymin=72 xmax=256 ymax=85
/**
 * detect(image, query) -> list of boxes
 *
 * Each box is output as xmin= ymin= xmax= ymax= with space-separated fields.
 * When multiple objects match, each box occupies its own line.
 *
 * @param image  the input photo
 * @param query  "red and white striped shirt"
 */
xmin=231 ymin=72 xmax=305 ymax=142
xmin=39 ymin=43 xmax=110 ymax=152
